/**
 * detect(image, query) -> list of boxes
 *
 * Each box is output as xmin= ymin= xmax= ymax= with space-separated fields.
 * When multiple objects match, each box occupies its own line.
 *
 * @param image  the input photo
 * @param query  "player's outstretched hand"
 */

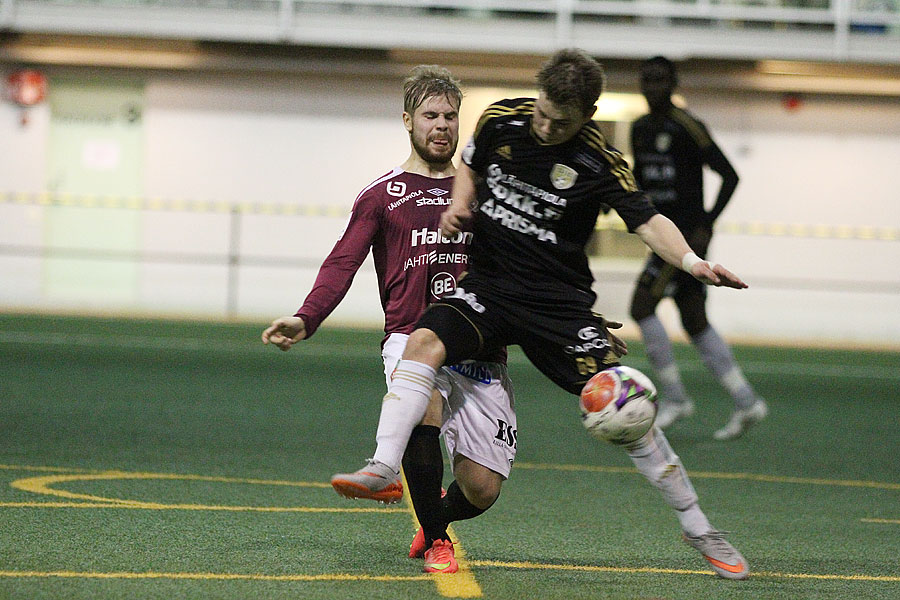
xmin=261 ymin=316 xmax=307 ymax=351
xmin=440 ymin=202 xmax=472 ymax=238
xmin=601 ymin=318 xmax=628 ymax=357
xmin=691 ymin=261 xmax=748 ymax=289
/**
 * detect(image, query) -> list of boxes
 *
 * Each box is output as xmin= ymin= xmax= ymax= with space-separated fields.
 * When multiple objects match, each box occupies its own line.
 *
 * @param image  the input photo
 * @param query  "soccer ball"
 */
xmin=579 ymin=365 xmax=658 ymax=444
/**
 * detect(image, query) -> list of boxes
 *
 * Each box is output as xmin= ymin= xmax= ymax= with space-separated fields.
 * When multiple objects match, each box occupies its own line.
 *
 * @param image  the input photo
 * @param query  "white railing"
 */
xmin=1 ymin=0 xmax=899 ymax=63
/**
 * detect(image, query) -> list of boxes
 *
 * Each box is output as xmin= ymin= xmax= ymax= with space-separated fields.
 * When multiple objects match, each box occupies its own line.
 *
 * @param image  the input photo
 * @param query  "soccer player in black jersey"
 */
xmin=629 ymin=56 xmax=767 ymax=440
xmin=335 ymin=49 xmax=752 ymax=580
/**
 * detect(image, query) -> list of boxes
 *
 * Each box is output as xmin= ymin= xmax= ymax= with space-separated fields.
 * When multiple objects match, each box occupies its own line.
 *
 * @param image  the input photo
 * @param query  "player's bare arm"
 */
xmin=261 ymin=316 xmax=307 ymax=351
xmin=441 ymin=162 xmax=477 ymax=237
xmin=705 ymin=143 xmax=739 ymax=224
xmin=635 ymin=214 xmax=747 ymax=289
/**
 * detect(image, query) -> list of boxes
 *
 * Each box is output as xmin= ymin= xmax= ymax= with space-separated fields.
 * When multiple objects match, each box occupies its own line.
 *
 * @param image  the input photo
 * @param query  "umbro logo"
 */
xmin=427 ymin=188 xmax=449 ymax=196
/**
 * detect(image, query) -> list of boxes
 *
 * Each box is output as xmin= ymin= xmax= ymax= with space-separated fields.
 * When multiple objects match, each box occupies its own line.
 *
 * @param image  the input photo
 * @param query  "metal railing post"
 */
xmin=226 ymin=205 xmax=242 ymax=319
xmin=556 ymin=0 xmax=575 ymax=48
xmin=834 ymin=0 xmax=851 ymax=59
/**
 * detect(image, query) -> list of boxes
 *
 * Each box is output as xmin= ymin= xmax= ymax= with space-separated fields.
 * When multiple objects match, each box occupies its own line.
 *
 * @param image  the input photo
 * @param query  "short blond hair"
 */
xmin=403 ymin=65 xmax=462 ymax=114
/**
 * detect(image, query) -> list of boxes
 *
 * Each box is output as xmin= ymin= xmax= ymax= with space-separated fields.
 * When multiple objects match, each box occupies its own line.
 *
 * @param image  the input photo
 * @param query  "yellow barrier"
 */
xmin=3 ymin=191 xmax=897 ymax=242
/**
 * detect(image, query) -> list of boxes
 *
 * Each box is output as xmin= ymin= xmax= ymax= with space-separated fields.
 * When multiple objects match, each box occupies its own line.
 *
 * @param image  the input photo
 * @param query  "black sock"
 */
xmin=442 ymin=479 xmax=490 ymax=524
xmin=402 ymin=425 xmax=449 ymax=545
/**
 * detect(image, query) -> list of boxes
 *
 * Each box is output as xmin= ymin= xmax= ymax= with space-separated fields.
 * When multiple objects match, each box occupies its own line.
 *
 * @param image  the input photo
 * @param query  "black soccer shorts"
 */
xmin=416 ymin=279 xmax=622 ymax=396
xmin=637 ymin=252 xmax=708 ymax=301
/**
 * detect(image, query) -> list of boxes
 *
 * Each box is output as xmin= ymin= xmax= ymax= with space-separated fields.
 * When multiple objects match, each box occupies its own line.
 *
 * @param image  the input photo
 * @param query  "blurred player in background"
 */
xmin=263 ymin=66 xmax=519 ymax=574
xmin=334 ymin=48 xmax=752 ymax=580
xmin=629 ymin=56 xmax=767 ymax=440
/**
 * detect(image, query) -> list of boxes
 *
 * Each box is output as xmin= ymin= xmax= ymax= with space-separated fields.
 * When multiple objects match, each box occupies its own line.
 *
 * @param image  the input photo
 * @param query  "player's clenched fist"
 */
xmin=439 ymin=203 xmax=471 ymax=238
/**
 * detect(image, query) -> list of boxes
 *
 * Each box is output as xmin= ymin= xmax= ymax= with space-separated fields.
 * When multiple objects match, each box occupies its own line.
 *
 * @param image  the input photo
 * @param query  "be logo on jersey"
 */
xmin=430 ymin=272 xmax=457 ymax=300
xmin=550 ymin=163 xmax=577 ymax=190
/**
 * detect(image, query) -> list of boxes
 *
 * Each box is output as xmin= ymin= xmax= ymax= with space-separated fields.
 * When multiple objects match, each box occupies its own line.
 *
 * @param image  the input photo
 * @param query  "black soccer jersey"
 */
xmin=630 ymin=106 xmax=718 ymax=232
xmin=461 ymin=98 xmax=658 ymax=302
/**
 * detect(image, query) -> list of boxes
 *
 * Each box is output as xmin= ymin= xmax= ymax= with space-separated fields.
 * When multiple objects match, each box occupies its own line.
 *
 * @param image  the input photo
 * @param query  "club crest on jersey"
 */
xmin=550 ymin=164 xmax=577 ymax=190
xmin=655 ymin=132 xmax=672 ymax=152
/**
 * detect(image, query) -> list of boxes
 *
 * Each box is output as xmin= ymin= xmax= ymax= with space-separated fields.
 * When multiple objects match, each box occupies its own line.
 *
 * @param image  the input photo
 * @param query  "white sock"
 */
xmin=691 ymin=326 xmax=757 ymax=410
xmin=624 ymin=427 xmax=712 ymax=536
xmin=371 ymin=360 xmax=436 ymax=471
xmin=677 ymin=504 xmax=715 ymax=538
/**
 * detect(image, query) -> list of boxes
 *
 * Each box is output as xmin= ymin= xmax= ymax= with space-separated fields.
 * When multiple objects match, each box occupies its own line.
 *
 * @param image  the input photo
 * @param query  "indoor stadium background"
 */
xmin=0 ymin=2 xmax=898 ymax=599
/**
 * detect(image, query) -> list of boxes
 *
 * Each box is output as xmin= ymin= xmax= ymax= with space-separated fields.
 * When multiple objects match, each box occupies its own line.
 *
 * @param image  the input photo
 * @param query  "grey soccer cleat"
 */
xmin=683 ymin=530 xmax=749 ymax=580
xmin=655 ymin=399 xmax=695 ymax=429
xmin=330 ymin=459 xmax=403 ymax=504
xmin=713 ymin=399 xmax=768 ymax=441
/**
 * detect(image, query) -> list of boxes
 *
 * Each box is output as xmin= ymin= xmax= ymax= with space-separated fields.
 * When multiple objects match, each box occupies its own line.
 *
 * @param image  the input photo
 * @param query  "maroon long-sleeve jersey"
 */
xmin=295 ymin=168 xmax=470 ymax=342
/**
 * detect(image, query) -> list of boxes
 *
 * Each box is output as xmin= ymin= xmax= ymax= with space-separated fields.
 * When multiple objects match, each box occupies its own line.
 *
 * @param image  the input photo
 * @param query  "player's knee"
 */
xmin=681 ymin=313 xmax=709 ymax=337
xmin=674 ymin=293 xmax=708 ymax=336
xmin=454 ymin=458 xmax=503 ymax=509
xmin=460 ymin=477 xmax=501 ymax=509
xmin=405 ymin=328 xmax=447 ymax=367
xmin=631 ymin=303 xmax=652 ymax=323
xmin=629 ymin=290 xmax=655 ymax=322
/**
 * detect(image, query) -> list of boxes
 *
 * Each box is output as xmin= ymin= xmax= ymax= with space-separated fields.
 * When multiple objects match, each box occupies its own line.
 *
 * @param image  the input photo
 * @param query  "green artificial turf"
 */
xmin=0 ymin=314 xmax=897 ymax=599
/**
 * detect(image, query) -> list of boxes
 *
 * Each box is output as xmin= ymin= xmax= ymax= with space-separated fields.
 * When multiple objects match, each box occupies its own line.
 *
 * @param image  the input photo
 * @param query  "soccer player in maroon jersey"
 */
xmin=629 ymin=56 xmax=767 ymax=440
xmin=263 ymin=66 xmax=521 ymax=574
xmin=336 ymin=49 xmax=753 ymax=580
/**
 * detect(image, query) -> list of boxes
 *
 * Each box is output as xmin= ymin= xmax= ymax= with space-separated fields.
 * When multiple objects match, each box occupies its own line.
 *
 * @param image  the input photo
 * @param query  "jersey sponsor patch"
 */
xmin=449 ymin=362 xmax=492 ymax=384
xmin=416 ymin=197 xmax=452 ymax=207
xmin=387 ymin=188 xmax=422 ymax=211
xmin=493 ymin=418 xmax=517 ymax=449
xmin=564 ymin=335 xmax=611 ymax=355
xmin=410 ymin=228 xmax=473 ymax=247
xmin=430 ymin=271 xmax=457 ymax=300
xmin=479 ymin=199 xmax=558 ymax=244
xmin=404 ymin=251 xmax=469 ymax=271
xmin=386 ymin=180 xmax=407 ymax=197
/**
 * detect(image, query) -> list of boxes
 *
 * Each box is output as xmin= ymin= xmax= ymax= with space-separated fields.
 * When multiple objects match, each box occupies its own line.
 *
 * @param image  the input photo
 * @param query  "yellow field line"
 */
xmin=469 ymin=559 xmax=709 ymax=576
xmin=514 ymin=462 xmax=900 ymax=491
xmin=861 ymin=518 xmax=900 ymax=525
xmin=0 ymin=570 xmax=429 ymax=582
xmin=2 ymin=563 xmax=897 ymax=584
xmin=466 ymin=559 xmax=900 ymax=582
xmin=400 ymin=470 xmax=483 ymax=599
xmin=4 ymin=468 xmax=401 ymax=512
xmin=12 ymin=462 xmax=896 ymax=493
xmin=0 ymin=501 xmax=405 ymax=513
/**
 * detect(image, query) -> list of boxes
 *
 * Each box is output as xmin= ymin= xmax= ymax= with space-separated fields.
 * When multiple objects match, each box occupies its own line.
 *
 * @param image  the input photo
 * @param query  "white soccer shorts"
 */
xmin=382 ymin=333 xmax=517 ymax=478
